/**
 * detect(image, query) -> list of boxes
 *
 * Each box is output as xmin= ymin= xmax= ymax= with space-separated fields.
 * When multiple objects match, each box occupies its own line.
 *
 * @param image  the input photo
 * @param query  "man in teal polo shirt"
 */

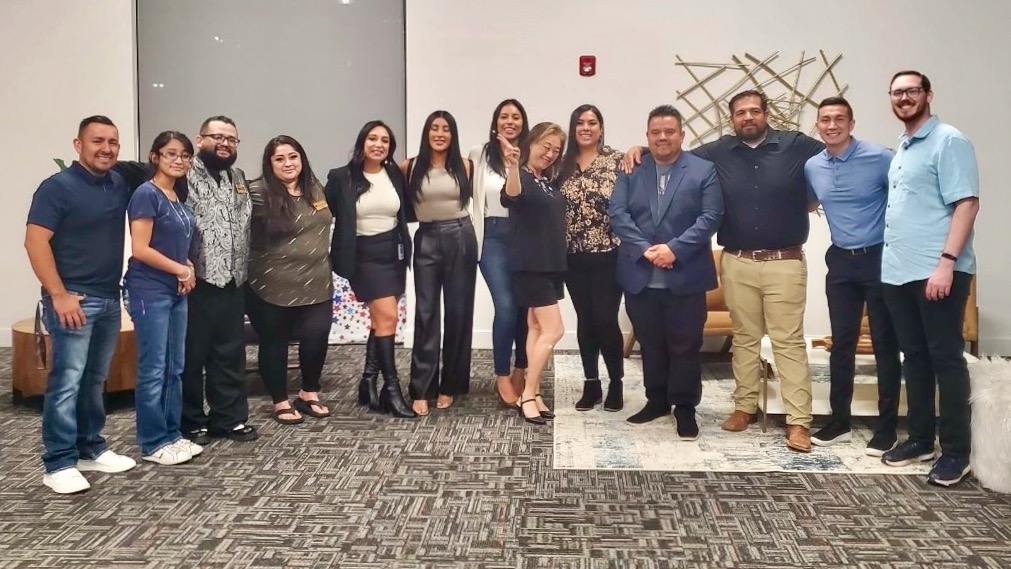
xmin=879 ymin=71 xmax=980 ymax=487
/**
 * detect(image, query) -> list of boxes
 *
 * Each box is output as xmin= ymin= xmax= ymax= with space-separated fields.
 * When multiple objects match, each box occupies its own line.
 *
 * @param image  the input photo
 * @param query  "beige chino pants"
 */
xmin=720 ymin=253 xmax=813 ymax=427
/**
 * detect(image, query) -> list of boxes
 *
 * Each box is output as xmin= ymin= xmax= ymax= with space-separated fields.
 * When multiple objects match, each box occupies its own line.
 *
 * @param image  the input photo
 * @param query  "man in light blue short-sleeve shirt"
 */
xmin=878 ymin=71 xmax=980 ymax=488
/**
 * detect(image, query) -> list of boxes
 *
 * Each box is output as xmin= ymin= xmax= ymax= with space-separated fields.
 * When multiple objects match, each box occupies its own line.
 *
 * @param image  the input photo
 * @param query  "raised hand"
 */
xmin=498 ymin=133 xmax=521 ymax=169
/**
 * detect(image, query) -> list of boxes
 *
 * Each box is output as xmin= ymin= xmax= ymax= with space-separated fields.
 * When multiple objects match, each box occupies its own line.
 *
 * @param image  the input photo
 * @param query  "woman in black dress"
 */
xmin=500 ymin=122 xmax=568 ymax=425
xmin=324 ymin=120 xmax=416 ymax=418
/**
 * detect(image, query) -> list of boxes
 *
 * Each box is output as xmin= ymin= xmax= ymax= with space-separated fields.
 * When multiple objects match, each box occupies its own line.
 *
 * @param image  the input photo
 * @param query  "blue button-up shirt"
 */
xmin=805 ymin=138 xmax=894 ymax=249
xmin=882 ymin=116 xmax=979 ymax=285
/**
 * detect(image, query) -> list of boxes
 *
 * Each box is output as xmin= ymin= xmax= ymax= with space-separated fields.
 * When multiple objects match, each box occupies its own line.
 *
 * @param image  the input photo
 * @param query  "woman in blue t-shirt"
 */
xmin=123 ymin=131 xmax=199 ymax=466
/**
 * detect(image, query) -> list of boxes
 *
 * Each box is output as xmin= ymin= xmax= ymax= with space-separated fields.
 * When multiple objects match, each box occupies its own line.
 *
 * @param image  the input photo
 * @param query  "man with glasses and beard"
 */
xmin=878 ymin=71 xmax=980 ymax=487
xmin=115 ymin=116 xmax=256 ymax=444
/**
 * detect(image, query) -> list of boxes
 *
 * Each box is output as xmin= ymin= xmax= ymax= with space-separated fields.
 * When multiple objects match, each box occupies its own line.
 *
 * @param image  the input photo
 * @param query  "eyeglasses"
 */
xmin=160 ymin=151 xmax=193 ymax=163
xmin=200 ymin=133 xmax=240 ymax=146
xmin=888 ymin=87 xmax=925 ymax=99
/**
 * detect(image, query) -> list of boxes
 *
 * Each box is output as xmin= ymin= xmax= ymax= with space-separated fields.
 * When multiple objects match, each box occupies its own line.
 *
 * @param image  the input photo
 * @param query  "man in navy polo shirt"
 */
xmin=25 ymin=115 xmax=138 ymax=494
xmin=879 ymin=71 xmax=980 ymax=487
xmin=804 ymin=97 xmax=902 ymax=455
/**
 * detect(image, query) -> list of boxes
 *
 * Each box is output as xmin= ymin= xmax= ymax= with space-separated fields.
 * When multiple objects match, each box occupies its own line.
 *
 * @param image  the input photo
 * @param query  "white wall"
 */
xmin=1 ymin=0 xmax=137 ymax=347
xmin=405 ymin=0 xmax=1011 ymax=353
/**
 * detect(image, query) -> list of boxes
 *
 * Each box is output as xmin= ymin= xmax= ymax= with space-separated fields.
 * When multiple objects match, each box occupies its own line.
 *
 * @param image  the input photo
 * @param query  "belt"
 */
xmin=833 ymin=243 xmax=882 ymax=256
xmin=725 ymin=246 xmax=804 ymax=261
xmin=419 ymin=217 xmax=471 ymax=229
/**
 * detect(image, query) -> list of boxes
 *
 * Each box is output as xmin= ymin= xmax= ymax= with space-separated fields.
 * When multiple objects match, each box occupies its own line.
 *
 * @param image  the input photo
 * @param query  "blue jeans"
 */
xmin=41 ymin=292 xmax=119 ymax=473
xmin=479 ymin=217 xmax=528 ymax=376
xmin=125 ymin=290 xmax=187 ymax=455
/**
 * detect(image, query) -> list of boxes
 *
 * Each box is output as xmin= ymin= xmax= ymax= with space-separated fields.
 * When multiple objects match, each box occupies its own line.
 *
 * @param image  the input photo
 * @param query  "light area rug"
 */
xmin=552 ymin=353 xmax=931 ymax=475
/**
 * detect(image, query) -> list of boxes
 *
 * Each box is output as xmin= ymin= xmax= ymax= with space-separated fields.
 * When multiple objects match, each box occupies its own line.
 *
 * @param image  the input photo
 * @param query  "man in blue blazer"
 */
xmin=608 ymin=105 xmax=724 ymax=440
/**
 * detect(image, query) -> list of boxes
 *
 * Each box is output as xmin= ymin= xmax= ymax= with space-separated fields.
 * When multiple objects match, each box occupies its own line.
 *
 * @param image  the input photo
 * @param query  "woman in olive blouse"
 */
xmin=557 ymin=105 xmax=625 ymax=413
xmin=247 ymin=135 xmax=334 ymax=425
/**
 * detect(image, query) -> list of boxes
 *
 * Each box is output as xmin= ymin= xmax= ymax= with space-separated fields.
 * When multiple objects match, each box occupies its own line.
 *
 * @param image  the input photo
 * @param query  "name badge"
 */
xmin=312 ymin=199 xmax=328 ymax=211
xmin=235 ymin=182 xmax=247 ymax=194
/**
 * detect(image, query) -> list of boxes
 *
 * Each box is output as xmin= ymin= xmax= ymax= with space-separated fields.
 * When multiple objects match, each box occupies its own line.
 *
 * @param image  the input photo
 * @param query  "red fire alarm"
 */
xmin=579 ymin=55 xmax=596 ymax=77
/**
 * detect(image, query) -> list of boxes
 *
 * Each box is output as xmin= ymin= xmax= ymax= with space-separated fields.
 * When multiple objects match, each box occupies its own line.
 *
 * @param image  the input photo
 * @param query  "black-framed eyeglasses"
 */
xmin=200 ymin=133 xmax=240 ymax=146
xmin=888 ymin=87 xmax=925 ymax=99
xmin=159 ymin=151 xmax=193 ymax=162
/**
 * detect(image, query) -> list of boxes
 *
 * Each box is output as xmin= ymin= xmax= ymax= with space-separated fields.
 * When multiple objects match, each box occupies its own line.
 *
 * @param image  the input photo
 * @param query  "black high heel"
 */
xmin=535 ymin=393 xmax=555 ymax=420
xmin=516 ymin=399 xmax=546 ymax=425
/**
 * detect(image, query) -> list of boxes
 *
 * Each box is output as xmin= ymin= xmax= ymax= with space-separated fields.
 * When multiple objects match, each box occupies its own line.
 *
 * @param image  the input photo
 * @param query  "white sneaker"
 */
xmin=171 ymin=438 xmax=203 ymax=457
xmin=42 ymin=468 xmax=91 ymax=494
xmin=142 ymin=444 xmax=193 ymax=466
xmin=78 ymin=450 xmax=138 ymax=473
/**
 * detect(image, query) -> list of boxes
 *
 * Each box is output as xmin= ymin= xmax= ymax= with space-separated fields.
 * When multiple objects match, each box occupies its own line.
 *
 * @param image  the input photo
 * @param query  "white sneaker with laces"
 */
xmin=171 ymin=438 xmax=203 ymax=457
xmin=77 ymin=450 xmax=138 ymax=473
xmin=42 ymin=468 xmax=91 ymax=494
xmin=142 ymin=444 xmax=193 ymax=466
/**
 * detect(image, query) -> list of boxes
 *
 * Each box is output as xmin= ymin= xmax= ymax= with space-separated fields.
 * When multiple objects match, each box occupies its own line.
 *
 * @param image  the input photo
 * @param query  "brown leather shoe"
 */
xmin=786 ymin=425 xmax=812 ymax=453
xmin=721 ymin=410 xmax=757 ymax=432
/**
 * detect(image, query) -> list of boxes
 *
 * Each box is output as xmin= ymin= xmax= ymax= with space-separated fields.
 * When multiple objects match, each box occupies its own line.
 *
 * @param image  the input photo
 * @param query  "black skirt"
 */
xmin=350 ymin=230 xmax=406 ymax=302
xmin=513 ymin=271 xmax=565 ymax=308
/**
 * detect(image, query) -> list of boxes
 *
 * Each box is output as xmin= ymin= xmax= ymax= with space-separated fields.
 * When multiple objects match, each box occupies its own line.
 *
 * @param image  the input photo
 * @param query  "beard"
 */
xmin=198 ymin=147 xmax=238 ymax=171
xmin=892 ymin=102 xmax=928 ymax=125
xmin=736 ymin=123 xmax=767 ymax=143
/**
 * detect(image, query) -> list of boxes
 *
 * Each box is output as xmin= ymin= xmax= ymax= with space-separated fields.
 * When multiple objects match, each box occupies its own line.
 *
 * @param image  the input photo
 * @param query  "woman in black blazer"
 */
xmin=324 ymin=120 xmax=415 ymax=418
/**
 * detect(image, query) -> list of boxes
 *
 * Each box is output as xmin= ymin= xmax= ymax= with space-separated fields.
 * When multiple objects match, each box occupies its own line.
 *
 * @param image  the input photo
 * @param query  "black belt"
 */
xmin=834 ymin=243 xmax=882 ymax=256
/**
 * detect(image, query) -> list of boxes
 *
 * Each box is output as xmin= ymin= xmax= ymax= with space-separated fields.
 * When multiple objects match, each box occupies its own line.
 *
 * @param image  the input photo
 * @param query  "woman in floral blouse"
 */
xmin=557 ymin=104 xmax=625 ymax=413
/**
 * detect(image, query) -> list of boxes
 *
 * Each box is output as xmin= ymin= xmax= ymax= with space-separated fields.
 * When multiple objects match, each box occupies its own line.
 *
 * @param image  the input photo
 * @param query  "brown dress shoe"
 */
xmin=786 ymin=425 xmax=812 ymax=453
xmin=721 ymin=410 xmax=757 ymax=432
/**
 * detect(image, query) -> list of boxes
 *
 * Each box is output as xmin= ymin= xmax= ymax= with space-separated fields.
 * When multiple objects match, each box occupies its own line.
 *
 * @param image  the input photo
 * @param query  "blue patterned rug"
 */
xmin=552 ymin=354 xmax=930 ymax=474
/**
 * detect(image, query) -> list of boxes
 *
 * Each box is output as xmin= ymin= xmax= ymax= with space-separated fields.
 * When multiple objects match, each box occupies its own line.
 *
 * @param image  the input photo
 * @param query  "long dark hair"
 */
xmin=558 ymin=104 xmax=605 ymax=185
xmin=407 ymin=110 xmax=471 ymax=208
xmin=147 ymin=131 xmax=194 ymax=201
xmin=348 ymin=120 xmax=397 ymax=198
xmin=483 ymin=99 xmax=529 ymax=177
xmin=147 ymin=131 xmax=194 ymax=167
xmin=257 ymin=135 xmax=322 ymax=241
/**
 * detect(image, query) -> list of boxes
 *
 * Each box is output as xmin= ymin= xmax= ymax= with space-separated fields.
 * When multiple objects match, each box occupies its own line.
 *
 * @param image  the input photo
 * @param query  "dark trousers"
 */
xmin=883 ymin=271 xmax=972 ymax=459
xmin=245 ymin=286 xmax=333 ymax=404
xmin=824 ymin=245 xmax=901 ymax=433
xmin=625 ymin=288 xmax=707 ymax=408
xmin=479 ymin=217 xmax=528 ymax=376
xmin=564 ymin=251 xmax=624 ymax=381
xmin=409 ymin=218 xmax=478 ymax=399
xmin=182 ymin=279 xmax=249 ymax=432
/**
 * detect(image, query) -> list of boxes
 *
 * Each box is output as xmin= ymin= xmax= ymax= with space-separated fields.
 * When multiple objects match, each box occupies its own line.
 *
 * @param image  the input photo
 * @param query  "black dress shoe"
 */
xmin=673 ymin=407 xmax=700 ymax=441
xmin=209 ymin=423 xmax=258 ymax=442
xmin=626 ymin=402 xmax=668 ymax=424
xmin=183 ymin=428 xmax=210 ymax=446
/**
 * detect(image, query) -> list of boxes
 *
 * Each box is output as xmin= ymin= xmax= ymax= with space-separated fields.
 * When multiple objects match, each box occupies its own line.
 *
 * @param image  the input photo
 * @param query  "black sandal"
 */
xmin=516 ymin=399 xmax=546 ymax=425
xmin=535 ymin=394 xmax=555 ymax=420
xmin=273 ymin=407 xmax=304 ymax=425
xmin=293 ymin=397 xmax=332 ymax=418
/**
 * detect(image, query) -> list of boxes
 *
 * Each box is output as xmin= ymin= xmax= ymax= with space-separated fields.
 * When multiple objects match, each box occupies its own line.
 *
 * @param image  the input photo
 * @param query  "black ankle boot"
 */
xmin=603 ymin=379 xmax=623 ymax=412
xmin=357 ymin=331 xmax=381 ymax=410
xmin=574 ymin=379 xmax=602 ymax=411
xmin=375 ymin=335 xmax=417 ymax=418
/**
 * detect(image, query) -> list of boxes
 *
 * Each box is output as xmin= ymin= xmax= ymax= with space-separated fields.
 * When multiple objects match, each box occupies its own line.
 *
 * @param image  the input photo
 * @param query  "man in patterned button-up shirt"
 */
xmin=180 ymin=115 xmax=257 ymax=444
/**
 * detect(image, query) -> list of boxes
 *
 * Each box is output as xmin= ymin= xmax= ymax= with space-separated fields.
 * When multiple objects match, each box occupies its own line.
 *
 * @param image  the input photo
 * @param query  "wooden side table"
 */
xmin=11 ymin=314 xmax=138 ymax=401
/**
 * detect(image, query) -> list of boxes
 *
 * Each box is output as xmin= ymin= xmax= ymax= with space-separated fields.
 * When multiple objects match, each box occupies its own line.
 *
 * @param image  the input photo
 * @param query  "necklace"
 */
xmin=522 ymin=166 xmax=554 ymax=196
xmin=153 ymin=182 xmax=193 ymax=240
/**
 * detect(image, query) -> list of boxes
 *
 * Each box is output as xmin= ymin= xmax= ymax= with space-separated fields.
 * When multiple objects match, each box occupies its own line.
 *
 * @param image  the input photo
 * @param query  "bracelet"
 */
xmin=177 ymin=267 xmax=193 ymax=282
xmin=941 ymin=252 xmax=958 ymax=262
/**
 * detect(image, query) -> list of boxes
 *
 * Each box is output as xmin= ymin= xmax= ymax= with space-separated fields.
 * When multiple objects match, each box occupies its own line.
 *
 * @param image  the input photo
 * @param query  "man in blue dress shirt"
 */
xmin=804 ymin=97 xmax=902 ymax=455
xmin=878 ymin=71 xmax=980 ymax=487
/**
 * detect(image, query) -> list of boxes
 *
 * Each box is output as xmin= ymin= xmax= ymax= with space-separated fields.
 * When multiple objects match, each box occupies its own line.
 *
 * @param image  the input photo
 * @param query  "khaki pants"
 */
xmin=721 ymin=253 xmax=812 ymax=427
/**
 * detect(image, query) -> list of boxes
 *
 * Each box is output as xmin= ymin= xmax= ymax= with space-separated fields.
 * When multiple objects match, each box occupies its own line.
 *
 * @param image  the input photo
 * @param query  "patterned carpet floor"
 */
xmin=553 ymin=355 xmax=929 ymax=474
xmin=1 ymin=346 xmax=1010 ymax=568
